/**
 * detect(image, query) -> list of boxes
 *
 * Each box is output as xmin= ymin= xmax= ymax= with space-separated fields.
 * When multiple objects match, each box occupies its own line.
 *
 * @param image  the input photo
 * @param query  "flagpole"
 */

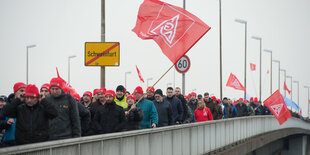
xmin=219 ymin=0 xmax=223 ymax=100
xmin=251 ymin=36 xmax=262 ymax=101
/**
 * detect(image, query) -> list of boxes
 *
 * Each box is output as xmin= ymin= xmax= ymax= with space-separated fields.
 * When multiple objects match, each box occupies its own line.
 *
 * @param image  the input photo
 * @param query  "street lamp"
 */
xmin=252 ymin=36 xmax=262 ymax=101
xmin=147 ymin=78 xmax=153 ymax=87
xmin=124 ymin=71 xmax=131 ymax=88
xmin=235 ymin=18 xmax=247 ymax=99
xmin=304 ymin=86 xmax=310 ymax=117
xmin=272 ymin=60 xmax=280 ymax=91
xmin=26 ymin=44 xmax=36 ymax=84
xmin=293 ymin=80 xmax=299 ymax=106
xmin=68 ymin=55 xmax=77 ymax=84
xmin=280 ymin=69 xmax=286 ymax=97
xmin=286 ymin=75 xmax=293 ymax=100
xmin=264 ymin=49 xmax=272 ymax=95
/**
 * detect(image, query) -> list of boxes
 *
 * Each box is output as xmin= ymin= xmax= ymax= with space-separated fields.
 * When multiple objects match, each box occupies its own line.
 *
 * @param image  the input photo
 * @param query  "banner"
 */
xmin=226 ymin=73 xmax=245 ymax=91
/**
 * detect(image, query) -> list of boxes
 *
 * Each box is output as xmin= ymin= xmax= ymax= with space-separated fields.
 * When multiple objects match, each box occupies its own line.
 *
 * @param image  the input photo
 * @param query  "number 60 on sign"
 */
xmin=175 ymin=55 xmax=191 ymax=74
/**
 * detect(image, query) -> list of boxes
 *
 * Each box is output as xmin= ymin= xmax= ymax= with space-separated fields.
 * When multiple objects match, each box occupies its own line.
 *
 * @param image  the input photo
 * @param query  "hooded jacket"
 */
xmin=194 ymin=107 xmax=213 ymax=122
xmin=3 ymin=98 xmax=58 ymax=145
xmin=45 ymin=91 xmax=81 ymax=140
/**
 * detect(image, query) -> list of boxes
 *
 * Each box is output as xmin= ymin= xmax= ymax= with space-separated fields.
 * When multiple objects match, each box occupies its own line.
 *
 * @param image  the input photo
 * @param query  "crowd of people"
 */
xmin=0 ymin=77 xmax=305 ymax=147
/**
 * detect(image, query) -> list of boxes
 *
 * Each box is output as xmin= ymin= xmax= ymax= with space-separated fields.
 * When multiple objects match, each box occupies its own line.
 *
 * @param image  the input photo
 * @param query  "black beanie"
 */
xmin=116 ymin=85 xmax=125 ymax=93
xmin=154 ymin=89 xmax=163 ymax=96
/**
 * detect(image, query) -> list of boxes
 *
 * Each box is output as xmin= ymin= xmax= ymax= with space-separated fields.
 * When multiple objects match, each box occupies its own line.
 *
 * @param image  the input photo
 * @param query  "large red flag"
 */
xmin=226 ymin=73 xmax=245 ymax=91
xmin=284 ymin=82 xmax=291 ymax=94
xmin=250 ymin=63 xmax=256 ymax=71
xmin=55 ymin=67 xmax=77 ymax=95
xmin=136 ymin=65 xmax=145 ymax=83
xmin=132 ymin=0 xmax=211 ymax=64
xmin=263 ymin=90 xmax=292 ymax=125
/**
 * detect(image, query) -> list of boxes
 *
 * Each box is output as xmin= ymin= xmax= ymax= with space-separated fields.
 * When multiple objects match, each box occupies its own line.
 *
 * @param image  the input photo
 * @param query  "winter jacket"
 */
xmin=3 ymin=98 xmax=58 ymax=145
xmin=146 ymin=96 xmax=155 ymax=102
xmin=164 ymin=96 xmax=183 ymax=123
xmin=231 ymin=104 xmax=237 ymax=117
xmin=1 ymin=94 xmax=16 ymax=146
xmin=77 ymin=102 xmax=91 ymax=136
xmin=247 ymin=106 xmax=255 ymax=116
xmin=0 ymin=108 xmax=8 ymax=143
xmin=124 ymin=105 xmax=144 ymax=131
xmin=194 ymin=107 xmax=213 ymax=122
xmin=153 ymin=100 xmax=173 ymax=127
xmin=89 ymin=101 xmax=102 ymax=120
xmin=114 ymin=96 xmax=128 ymax=109
xmin=235 ymin=103 xmax=249 ymax=117
xmin=45 ymin=91 xmax=81 ymax=140
xmin=214 ymin=103 xmax=224 ymax=120
xmin=223 ymin=103 xmax=234 ymax=119
xmin=187 ymin=100 xmax=198 ymax=113
xmin=92 ymin=101 xmax=126 ymax=134
xmin=137 ymin=98 xmax=158 ymax=129
xmin=254 ymin=105 xmax=264 ymax=115
xmin=176 ymin=95 xmax=192 ymax=123
xmin=263 ymin=105 xmax=272 ymax=115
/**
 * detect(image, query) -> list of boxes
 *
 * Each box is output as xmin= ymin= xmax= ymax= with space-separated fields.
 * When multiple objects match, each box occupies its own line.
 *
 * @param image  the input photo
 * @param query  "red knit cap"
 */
xmin=13 ymin=82 xmax=26 ymax=93
xmin=50 ymin=77 xmax=64 ymax=89
xmin=250 ymin=97 xmax=254 ymax=102
xmin=254 ymin=97 xmax=258 ymax=103
xmin=244 ymin=99 xmax=248 ymax=103
xmin=24 ymin=84 xmax=39 ymax=98
xmin=93 ymin=89 xmax=100 ymax=95
xmin=134 ymin=86 xmax=143 ymax=94
xmin=190 ymin=92 xmax=197 ymax=97
xmin=217 ymin=99 xmax=221 ymax=103
xmin=211 ymin=96 xmax=217 ymax=101
xmin=126 ymin=94 xmax=136 ymax=102
xmin=100 ymin=88 xmax=106 ymax=94
xmin=40 ymin=83 xmax=51 ymax=93
xmin=105 ymin=90 xmax=115 ymax=98
xmin=72 ymin=93 xmax=81 ymax=102
xmin=239 ymin=98 xmax=244 ymax=102
xmin=146 ymin=86 xmax=155 ymax=93
xmin=185 ymin=95 xmax=190 ymax=100
xmin=83 ymin=91 xmax=92 ymax=99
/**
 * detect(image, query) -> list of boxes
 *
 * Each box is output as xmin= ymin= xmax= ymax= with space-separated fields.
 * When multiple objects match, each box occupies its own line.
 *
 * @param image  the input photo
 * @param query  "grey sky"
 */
xmin=1 ymin=0 xmax=309 ymax=116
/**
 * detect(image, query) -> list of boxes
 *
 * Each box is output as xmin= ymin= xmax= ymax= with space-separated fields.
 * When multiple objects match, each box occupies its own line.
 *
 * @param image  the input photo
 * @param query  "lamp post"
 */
xmin=252 ymin=36 xmax=262 ymax=101
xmin=124 ymin=71 xmax=131 ymax=88
xmin=26 ymin=44 xmax=36 ymax=84
xmin=293 ymin=80 xmax=299 ymax=106
xmin=286 ymin=75 xmax=293 ymax=100
xmin=264 ymin=49 xmax=272 ymax=95
xmin=147 ymin=78 xmax=153 ymax=87
xmin=272 ymin=60 xmax=280 ymax=91
xmin=68 ymin=55 xmax=77 ymax=84
xmin=235 ymin=18 xmax=247 ymax=99
xmin=304 ymin=86 xmax=310 ymax=117
xmin=280 ymin=69 xmax=286 ymax=97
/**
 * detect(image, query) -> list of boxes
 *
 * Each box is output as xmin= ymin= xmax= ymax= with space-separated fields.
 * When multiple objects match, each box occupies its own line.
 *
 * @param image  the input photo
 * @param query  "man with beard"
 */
xmin=146 ymin=86 xmax=155 ymax=101
xmin=89 ymin=89 xmax=106 ymax=120
xmin=164 ymin=87 xmax=183 ymax=124
xmin=93 ymin=90 xmax=126 ymax=134
xmin=174 ymin=87 xmax=192 ymax=123
xmin=114 ymin=85 xmax=128 ymax=109
xmin=82 ymin=91 xmax=92 ymax=109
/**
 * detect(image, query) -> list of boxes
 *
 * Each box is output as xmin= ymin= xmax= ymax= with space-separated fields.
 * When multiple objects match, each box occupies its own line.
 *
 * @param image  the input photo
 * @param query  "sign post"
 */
xmin=175 ymin=55 xmax=191 ymax=95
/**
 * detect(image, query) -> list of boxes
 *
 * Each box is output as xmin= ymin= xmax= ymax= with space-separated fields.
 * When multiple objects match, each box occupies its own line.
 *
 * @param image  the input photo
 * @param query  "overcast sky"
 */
xmin=1 ymin=0 xmax=309 ymax=116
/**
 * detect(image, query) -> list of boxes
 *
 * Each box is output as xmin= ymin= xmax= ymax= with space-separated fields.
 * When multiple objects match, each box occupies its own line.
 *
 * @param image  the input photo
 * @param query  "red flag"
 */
xmin=250 ymin=63 xmax=256 ymax=71
xmin=132 ymin=0 xmax=211 ymax=64
xmin=226 ymin=73 xmax=245 ymax=91
xmin=263 ymin=90 xmax=292 ymax=125
xmin=284 ymin=82 xmax=291 ymax=94
xmin=55 ymin=67 xmax=77 ymax=95
xmin=136 ymin=65 xmax=145 ymax=83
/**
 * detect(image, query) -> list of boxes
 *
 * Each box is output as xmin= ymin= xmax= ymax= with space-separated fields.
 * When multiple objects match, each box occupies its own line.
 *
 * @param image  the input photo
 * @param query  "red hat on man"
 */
xmin=50 ymin=77 xmax=64 ymax=89
xmin=72 ymin=93 xmax=81 ymax=102
xmin=254 ymin=97 xmax=258 ymax=103
xmin=105 ymin=90 xmax=115 ymax=98
xmin=217 ymin=99 xmax=221 ymax=103
xmin=83 ymin=91 xmax=92 ymax=99
xmin=134 ymin=86 xmax=144 ymax=94
xmin=250 ymin=97 xmax=254 ymax=102
xmin=13 ymin=82 xmax=26 ymax=93
xmin=93 ymin=89 xmax=100 ymax=95
xmin=146 ymin=86 xmax=155 ymax=93
xmin=190 ymin=92 xmax=197 ymax=97
xmin=211 ymin=96 xmax=217 ymax=101
xmin=244 ymin=99 xmax=248 ymax=103
xmin=239 ymin=98 xmax=244 ymax=102
xmin=126 ymin=94 xmax=136 ymax=102
xmin=40 ymin=83 xmax=51 ymax=93
xmin=100 ymin=88 xmax=107 ymax=94
xmin=24 ymin=84 xmax=39 ymax=98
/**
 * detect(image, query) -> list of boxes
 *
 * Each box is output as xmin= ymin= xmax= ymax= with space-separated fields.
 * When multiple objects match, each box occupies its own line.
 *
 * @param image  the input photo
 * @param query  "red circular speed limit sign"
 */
xmin=175 ymin=55 xmax=191 ymax=74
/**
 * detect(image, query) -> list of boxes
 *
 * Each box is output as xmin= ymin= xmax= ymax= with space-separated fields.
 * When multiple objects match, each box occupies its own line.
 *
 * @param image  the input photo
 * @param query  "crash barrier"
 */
xmin=0 ymin=115 xmax=309 ymax=155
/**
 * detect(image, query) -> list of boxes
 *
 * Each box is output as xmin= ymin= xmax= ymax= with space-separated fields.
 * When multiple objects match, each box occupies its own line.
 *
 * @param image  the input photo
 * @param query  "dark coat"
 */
xmin=89 ymin=100 xmax=102 ymax=120
xmin=164 ymin=96 xmax=183 ymax=123
xmin=153 ymin=100 xmax=173 ymax=127
xmin=3 ymin=98 xmax=58 ymax=145
xmin=176 ymin=95 xmax=192 ymax=123
xmin=223 ymin=103 xmax=234 ymax=119
xmin=235 ymin=103 xmax=249 ymax=117
xmin=45 ymin=92 xmax=81 ymax=140
xmin=187 ymin=99 xmax=198 ymax=114
xmin=77 ymin=102 xmax=91 ymax=136
xmin=204 ymin=99 xmax=218 ymax=119
xmin=92 ymin=101 xmax=126 ymax=134
xmin=124 ymin=105 xmax=144 ymax=131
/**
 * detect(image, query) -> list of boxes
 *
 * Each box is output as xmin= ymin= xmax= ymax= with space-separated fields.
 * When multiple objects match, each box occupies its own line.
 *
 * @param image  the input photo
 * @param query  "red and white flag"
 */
xmin=136 ymin=65 xmax=145 ymax=83
xmin=226 ymin=73 xmax=245 ymax=91
xmin=132 ymin=0 xmax=211 ymax=64
xmin=284 ymin=82 xmax=291 ymax=94
xmin=250 ymin=63 xmax=256 ymax=71
xmin=263 ymin=90 xmax=292 ymax=125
